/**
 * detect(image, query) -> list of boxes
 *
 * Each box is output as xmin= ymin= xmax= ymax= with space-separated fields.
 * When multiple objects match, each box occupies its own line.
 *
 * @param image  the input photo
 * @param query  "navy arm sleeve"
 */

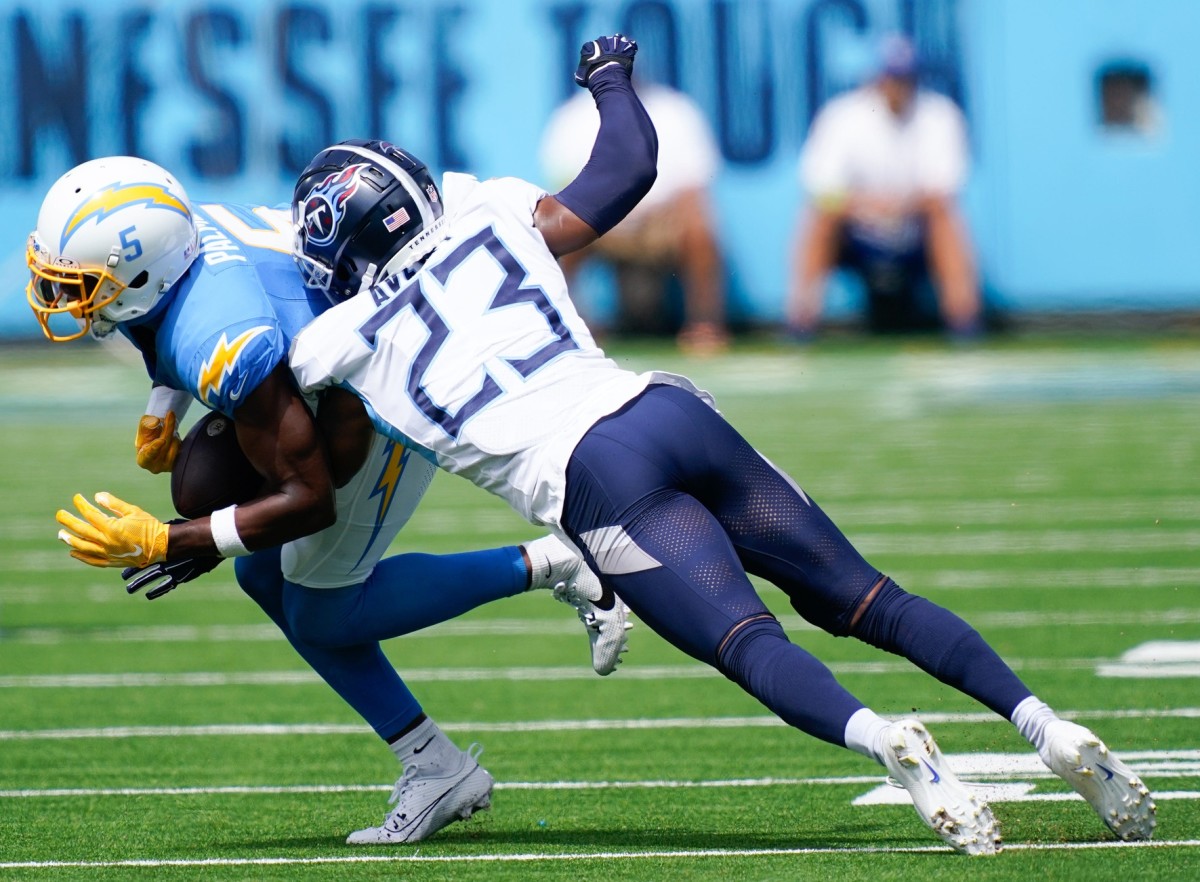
xmin=554 ymin=68 xmax=659 ymax=237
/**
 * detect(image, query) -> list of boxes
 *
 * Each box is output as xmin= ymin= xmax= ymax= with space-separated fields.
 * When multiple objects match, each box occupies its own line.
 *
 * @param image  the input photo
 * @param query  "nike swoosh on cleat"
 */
xmin=1097 ymin=763 xmax=1116 ymax=781
xmin=593 ymin=582 xmax=617 ymax=612
xmin=921 ymin=759 xmax=941 ymax=784
xmin=412 ymin=736 xmax=435 ymax=755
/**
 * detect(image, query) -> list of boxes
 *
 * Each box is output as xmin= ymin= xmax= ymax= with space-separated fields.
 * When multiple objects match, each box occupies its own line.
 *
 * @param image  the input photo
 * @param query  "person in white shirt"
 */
xmin=540 ymin=80 xmax=729 ymax=354
xmin=787 ymin=34 xmax=982 ymax=337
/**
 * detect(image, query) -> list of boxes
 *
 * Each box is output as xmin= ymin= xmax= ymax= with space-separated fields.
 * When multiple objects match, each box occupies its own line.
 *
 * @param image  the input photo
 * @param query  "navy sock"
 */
xmin=853 ymin=579 xmax=1032 ymax=718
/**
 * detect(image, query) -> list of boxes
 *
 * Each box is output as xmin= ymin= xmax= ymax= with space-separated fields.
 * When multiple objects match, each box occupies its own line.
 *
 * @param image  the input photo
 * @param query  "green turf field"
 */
xmin=1 ymin=336 xmax=1198 ymax=880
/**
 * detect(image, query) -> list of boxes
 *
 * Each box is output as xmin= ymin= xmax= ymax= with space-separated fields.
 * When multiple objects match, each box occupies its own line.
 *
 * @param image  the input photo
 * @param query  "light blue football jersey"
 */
xmin=120 ymin=202 xmax=331 ymax=417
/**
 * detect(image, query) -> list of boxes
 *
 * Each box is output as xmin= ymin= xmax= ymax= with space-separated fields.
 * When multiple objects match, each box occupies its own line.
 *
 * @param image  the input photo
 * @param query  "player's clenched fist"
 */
xmin=575 ymin=34 xmax=638 ymax=87
xmin=56 ymin=491 xmax=170 ymax=568
xmin=135 ymin=410 xmax=181 ymax=473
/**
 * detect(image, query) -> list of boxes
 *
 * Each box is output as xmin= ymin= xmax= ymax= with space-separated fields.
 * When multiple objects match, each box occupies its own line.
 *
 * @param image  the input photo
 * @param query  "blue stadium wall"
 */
xmin=2 ymin=0 xmax=1198 ymax=337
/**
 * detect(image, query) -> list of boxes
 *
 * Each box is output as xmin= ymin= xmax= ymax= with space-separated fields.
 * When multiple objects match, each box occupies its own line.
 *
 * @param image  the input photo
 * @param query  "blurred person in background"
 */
xmin=540 ymin=76 xmax=729 ymax=355
xmin=787 ymin=34 xmax=982 ymax=339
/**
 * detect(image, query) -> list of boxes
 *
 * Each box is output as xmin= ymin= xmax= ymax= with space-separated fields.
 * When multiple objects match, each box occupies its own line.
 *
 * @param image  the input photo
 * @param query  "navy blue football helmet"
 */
xmin=292 ymin=139 xmax=445 ymax=301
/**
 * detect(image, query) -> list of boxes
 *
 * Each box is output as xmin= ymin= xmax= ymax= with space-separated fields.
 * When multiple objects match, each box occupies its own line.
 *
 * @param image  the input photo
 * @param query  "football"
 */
xmin=171 ymin=411 xmax=264 ymax=519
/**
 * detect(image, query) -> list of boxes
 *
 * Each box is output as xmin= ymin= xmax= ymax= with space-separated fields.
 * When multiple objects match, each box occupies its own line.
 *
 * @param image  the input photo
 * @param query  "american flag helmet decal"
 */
xmin=382 ymin=206 xmax=410 ymax=232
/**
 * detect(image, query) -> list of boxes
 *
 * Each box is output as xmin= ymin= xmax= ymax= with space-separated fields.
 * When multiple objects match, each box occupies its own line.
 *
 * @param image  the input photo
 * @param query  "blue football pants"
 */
xmin=235 ymin=545 xmax=526 ymax=740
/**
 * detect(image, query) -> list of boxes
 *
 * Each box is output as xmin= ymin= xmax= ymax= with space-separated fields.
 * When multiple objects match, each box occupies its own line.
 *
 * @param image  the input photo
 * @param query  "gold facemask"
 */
xmin=26 ymin=236 xmax=127 ymax=342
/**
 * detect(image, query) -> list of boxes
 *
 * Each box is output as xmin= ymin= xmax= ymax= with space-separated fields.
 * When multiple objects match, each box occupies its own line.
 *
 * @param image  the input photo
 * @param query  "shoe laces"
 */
xmin=386 ymin=742 xmax=486 ymax=811
xmin=552 ymin=581 xmax=598 ymax=626
xmin=386 ymin=763 xmax=420 ymax=811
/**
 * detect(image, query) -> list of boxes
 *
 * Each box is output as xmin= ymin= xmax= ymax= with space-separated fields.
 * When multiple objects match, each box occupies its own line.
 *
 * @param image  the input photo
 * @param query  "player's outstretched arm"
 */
xmin=535 ymin=34 xmax=658 ymax=257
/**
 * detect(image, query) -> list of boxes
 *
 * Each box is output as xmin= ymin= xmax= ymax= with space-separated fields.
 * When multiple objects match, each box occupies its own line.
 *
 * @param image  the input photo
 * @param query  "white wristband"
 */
xmin=146 ymin=385 xmax=193 ymax=421
xmin=210 ymin=505 xmax=251 ymax=558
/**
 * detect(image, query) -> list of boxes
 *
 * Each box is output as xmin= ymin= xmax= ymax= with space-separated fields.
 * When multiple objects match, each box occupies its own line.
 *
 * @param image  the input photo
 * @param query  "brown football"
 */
xmin=171 ymin=411 xmax=264 ymax=519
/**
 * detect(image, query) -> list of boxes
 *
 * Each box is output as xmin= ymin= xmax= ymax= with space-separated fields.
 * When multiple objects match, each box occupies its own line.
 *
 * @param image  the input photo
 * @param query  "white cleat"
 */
xmin=551 ymin=559 xmax=632 ymax=676
xmin=1039 ymin=720 xmax=1156 ymax=841
xmin=883 ymin=719 xmax=1001 ymax=855
xmin=346 ymin=743 xmax=493 ymax=845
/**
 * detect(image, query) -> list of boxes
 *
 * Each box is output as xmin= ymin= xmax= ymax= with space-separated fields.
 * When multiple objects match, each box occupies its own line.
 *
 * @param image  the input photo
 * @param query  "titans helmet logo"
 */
xmin=301 ymin=163 xmax=369 ymax=248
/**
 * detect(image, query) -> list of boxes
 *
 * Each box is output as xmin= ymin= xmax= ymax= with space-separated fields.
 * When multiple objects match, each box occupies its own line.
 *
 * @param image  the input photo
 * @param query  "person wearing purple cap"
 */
xmin=787 ymin=34 xmax=983 ymax=339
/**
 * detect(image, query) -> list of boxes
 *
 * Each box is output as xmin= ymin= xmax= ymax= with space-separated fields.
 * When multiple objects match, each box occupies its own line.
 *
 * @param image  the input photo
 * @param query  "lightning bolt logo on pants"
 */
xmin=198 ymin=326 xmax=272 ymax=406
xmin=353 ymin=440 xmax=410 ymax=569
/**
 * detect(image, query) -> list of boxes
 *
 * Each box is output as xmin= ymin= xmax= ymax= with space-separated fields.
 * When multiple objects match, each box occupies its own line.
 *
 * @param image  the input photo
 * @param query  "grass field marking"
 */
xmin=8 ymin=565 xmax=1198 ymax=605
xmin=0 ymin=655 xmax=1119 ymax=689
xmin=2 ymin=839 xmax=1200 ymax=870
xmin=0 ymin=776 xmax=889 ymax=800
xmin=850 ymin=527 xmax=1200 ymax=555
xmin=927 ymin=567 xmax=1200 ymax=592
xmin=6 ymin=604 xmax=1199 ymax=646
xmin=15 ymin=522 xmax=1200 ymax=568
xmin=856 ymin=785 xmax=1200 ymax=805
xmin=1099 ymin=641 xmax=1200 ymax=678
xmin=0 ymin=665 xmax=717 ymax=689
xmin=5 ymin=785 xmax=1199 ymax=801
xmin=3 ymin=708 xmax=1199 ymax=741
xmin=0 ymin=652 xmax=1185 ymax=689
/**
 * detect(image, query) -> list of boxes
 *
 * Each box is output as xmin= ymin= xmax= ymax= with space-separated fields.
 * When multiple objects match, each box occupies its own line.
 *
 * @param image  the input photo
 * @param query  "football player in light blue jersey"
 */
xmin=29 ymin=161 xmax=630 ymax=845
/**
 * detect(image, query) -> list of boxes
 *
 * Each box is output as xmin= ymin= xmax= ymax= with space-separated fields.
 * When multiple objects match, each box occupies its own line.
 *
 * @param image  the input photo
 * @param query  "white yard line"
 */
xmin=6 ymin=565 xmax=1198 ymax=605
xmin=2 ymin=840 xmax=1199 ymax=869
xmin=4 ymin=605 xmax=1199 ymax=645
xmin=4 ymin=771 xmax=1199 ymax=801
xmin=1 ymin=707 xmax=1198 ymax=741
xmin=0 ymin=656 xmax=1112 ymax=689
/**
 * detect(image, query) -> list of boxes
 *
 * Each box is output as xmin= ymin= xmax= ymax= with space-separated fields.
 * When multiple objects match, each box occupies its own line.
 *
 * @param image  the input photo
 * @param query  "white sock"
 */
xmin=1011 ymin=695 xmax=1061 ymax=755
xmin=388 ymin=717 xmax=459 ymax=768
xmin=844 ymin=708 xmax=892 ymax=766
xmin=522 ymin=535 xmax=575 ymax=591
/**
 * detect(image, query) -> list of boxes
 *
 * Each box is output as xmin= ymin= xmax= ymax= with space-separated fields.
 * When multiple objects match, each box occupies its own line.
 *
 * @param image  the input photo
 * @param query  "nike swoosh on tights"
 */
xmin=412 ymin=736 xmax=435 ymax=755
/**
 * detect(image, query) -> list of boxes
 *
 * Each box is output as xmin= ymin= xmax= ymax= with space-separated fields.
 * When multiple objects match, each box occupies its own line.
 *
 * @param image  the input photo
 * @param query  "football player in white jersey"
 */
xmin=287 ymin=37 xmax=1156 ymax=853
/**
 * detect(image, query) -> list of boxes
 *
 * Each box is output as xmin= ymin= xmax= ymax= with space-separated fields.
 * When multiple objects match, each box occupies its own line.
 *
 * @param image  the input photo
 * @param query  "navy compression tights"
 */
xmin=562 ymin=385 xmax=1031 ymax=746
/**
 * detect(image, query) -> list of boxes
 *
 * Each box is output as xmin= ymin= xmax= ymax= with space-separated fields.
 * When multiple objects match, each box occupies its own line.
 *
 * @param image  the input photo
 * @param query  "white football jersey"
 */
xmin=290 ymin=173 xmax=707 ymax=526
xmin=282 ymin=430 xmax=436 ymax=588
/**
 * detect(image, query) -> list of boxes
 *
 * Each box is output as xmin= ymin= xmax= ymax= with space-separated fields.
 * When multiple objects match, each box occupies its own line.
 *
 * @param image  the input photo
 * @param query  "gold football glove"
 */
xmin=56 ymin=492 xmax=170 ymax=568
xmin=135 ymin=411 xmax=181 ymax=474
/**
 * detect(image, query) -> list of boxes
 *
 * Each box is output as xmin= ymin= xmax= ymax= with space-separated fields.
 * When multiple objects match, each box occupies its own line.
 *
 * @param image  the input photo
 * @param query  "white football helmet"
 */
xmin=27 ymin=156 xmax=199 ymax=341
